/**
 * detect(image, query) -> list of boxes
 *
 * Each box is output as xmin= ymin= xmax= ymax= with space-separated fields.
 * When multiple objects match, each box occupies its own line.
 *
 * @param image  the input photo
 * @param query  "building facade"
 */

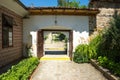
xmin=0 ymin=0 xmax=27 ymax=67
xmin=3 ymin=0 xmax=120 ymax=67
xmin=23 ymin=7 xmax=98 ymax=60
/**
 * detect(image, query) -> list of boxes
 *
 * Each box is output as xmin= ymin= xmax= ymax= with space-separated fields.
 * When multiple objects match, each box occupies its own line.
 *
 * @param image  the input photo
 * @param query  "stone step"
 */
xmin=40 ymin=55 xmax=70 ymax=61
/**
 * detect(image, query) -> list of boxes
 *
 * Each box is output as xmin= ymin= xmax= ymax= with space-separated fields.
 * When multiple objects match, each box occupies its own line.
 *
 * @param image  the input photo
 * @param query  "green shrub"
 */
xmin=73 ymin=15 xmax=120 ymax=76
xmin=96 ymin=15 xmax=120 ymax=62
xmin=89 ymin=15 xmax=120 ymax=77
xmin=73 ymin=44 xmax=97 ymax=63
xmin=73 ymin=44 xmax=89 ymax=63
xmin=98 ymin=56 xmax=109 ymax=68
xmin=97 ymin=56 xmax=120 ymax=76
xmin=0 ymin=57 xmax=39 ymax=80
xmin=89 ymin=33 xmax=103 ymax=57
xmin=88 ymin=46 xmax=97 ymax=59
xmin=88 ymin=15 xmax=120 ymax=63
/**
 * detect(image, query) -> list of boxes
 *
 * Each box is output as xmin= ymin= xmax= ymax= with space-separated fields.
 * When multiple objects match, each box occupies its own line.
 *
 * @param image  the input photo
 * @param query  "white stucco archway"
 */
xmin=23 ymin=15 xmax=89 ymax=59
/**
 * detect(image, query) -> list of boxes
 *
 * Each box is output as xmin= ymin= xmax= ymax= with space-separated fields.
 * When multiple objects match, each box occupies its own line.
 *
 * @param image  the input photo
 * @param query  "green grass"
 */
xmin=0 ymin=57 xmax=39 ymax=80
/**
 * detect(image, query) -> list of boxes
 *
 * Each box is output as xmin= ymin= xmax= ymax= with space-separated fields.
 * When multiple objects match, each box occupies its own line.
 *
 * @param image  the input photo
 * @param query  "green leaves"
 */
xmin=73 ymin=44 xmax=97 ymax=63
xmin=95 ymin=15 xmax=120 ymax=62
xmin=0 ymin=57 xmax=39 ymax=80
xmin=73 ymin=15 xmax=120 ymax=76
xmin=91 ymin=15 xmax=120 ymax=77
xmin=97 ymin=56 xmax=120 ymax=76
xmin=57 ymin=0 xmax=87 ymax=8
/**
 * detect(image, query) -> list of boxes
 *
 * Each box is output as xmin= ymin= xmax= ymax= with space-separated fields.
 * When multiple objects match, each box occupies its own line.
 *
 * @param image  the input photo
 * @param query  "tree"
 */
xmin=68 ymin=0 xmax=80 ymax=8
xmin=57 ymin=0 xmax=69 ymax=7
xmin=57 ymin=0 xmax=87 ymax=8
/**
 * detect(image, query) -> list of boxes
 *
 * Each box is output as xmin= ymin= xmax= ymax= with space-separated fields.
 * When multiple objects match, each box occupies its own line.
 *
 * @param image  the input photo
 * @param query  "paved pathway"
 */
xmin=31 ymin=60 xmax=107 ymax=80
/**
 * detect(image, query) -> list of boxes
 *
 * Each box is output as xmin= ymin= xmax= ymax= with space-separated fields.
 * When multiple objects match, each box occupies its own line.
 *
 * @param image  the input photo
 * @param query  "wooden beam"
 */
xmin=27 ymin=7 xmax=99 ymax=16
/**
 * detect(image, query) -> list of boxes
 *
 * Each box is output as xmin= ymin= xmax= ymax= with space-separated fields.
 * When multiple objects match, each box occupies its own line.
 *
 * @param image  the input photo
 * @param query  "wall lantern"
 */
xmin=54 ymin=15 xmax=57 ymax=25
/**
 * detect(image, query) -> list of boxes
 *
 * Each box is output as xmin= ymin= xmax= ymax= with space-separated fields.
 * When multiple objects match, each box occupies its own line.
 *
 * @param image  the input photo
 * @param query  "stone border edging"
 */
xmin=29 ymin=63 xmax=41 ymax=80
xmin=90 ymin=59 xmax=119 ymax=80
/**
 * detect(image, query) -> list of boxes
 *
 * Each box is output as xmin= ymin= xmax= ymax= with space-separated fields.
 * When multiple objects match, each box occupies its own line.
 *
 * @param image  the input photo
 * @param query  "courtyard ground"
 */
xmin=31 ymin=56 xmax=107 ymax=80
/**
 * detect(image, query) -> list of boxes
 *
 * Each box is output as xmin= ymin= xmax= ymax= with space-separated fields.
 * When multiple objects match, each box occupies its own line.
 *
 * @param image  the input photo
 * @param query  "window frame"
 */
xmin=2 ymin=14 xmax=13 ymax=48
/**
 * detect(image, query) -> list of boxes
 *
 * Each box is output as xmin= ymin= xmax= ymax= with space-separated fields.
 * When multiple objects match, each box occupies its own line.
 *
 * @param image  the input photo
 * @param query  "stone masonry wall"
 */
xmin=89 ymin=1 xmax=120 ymax=29
xmin=0 ymin=5 xmax=23 ymax=67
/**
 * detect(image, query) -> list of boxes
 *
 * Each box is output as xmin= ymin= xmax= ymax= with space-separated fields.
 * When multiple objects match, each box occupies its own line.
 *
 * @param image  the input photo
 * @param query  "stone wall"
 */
xmin=96 ymin=8 xmax=115 ymax=28
xmin=0 ymin=5 xmax=23 ymax=67
xmin=89 ymin=1 xmax=120 ymax=29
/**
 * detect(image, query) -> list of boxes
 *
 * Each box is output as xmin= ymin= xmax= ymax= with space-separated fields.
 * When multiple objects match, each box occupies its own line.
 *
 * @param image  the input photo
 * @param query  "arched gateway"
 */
xmin=37 ymin=26 xmax=73 ymax=60
xmin=22 ymin=8 xmax=99 ymax=61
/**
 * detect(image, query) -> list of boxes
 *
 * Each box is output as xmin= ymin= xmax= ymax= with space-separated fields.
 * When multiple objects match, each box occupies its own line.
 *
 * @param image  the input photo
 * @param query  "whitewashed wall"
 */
xmin=23 ymin=15 xmax=89 ymax=56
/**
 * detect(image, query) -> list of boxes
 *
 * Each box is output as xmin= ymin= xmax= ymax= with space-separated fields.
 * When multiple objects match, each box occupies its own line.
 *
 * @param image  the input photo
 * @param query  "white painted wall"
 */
xmin=23 ymin=15 xmax=89 ymax=56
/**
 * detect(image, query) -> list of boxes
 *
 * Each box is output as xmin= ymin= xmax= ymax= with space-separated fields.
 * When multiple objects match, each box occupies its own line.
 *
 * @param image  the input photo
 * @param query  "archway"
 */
xmin=44 ymin=31 xmax=69 ymax=55
xmin=37 ymin=28 xmax=73 ymax=60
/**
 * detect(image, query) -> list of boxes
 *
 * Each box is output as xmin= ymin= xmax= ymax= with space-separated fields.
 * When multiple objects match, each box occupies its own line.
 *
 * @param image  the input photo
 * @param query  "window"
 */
xmin=2 ymin=14 xmax=13 ymax=48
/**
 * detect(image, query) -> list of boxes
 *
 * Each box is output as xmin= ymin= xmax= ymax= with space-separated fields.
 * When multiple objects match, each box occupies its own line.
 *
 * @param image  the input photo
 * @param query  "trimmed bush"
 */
xmin=0 ymin=57 xmax=39 ymax=80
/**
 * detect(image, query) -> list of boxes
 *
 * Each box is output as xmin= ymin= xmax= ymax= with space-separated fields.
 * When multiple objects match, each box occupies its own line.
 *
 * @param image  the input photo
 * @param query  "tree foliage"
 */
xmin=57 ymin=0 xmax=69 ymax=7
xmin=57 ymin=0 xmax=87 ymax=8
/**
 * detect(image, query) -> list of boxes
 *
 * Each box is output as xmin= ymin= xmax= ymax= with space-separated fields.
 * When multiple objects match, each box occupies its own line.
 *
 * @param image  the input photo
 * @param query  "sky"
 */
xmin=20 ymin=0 xmax=89 ymax=7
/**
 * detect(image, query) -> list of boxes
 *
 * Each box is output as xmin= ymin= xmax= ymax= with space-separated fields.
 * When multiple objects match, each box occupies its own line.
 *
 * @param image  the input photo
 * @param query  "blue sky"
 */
xmin=20 ymin=0 xmax=89 ymax=7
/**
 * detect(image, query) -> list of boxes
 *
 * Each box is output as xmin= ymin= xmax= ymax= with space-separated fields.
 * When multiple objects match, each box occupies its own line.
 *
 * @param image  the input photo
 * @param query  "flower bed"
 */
xmin=0 ymin=57 xmax=39 ymax=80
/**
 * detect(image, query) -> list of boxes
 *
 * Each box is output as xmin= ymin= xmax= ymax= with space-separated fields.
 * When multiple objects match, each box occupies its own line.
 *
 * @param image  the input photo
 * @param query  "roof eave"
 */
xmin=14 ymin=0 xmax=27 ymax=10
xmin=28 ymin=7 xmax=99 ymax=16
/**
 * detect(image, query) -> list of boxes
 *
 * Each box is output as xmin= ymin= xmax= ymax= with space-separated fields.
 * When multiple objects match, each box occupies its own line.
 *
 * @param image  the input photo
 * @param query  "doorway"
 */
xmin=43 ymin=31 xmax=69 ymax=55
xmin=37 ymin=29 xmax=73 ymax=60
